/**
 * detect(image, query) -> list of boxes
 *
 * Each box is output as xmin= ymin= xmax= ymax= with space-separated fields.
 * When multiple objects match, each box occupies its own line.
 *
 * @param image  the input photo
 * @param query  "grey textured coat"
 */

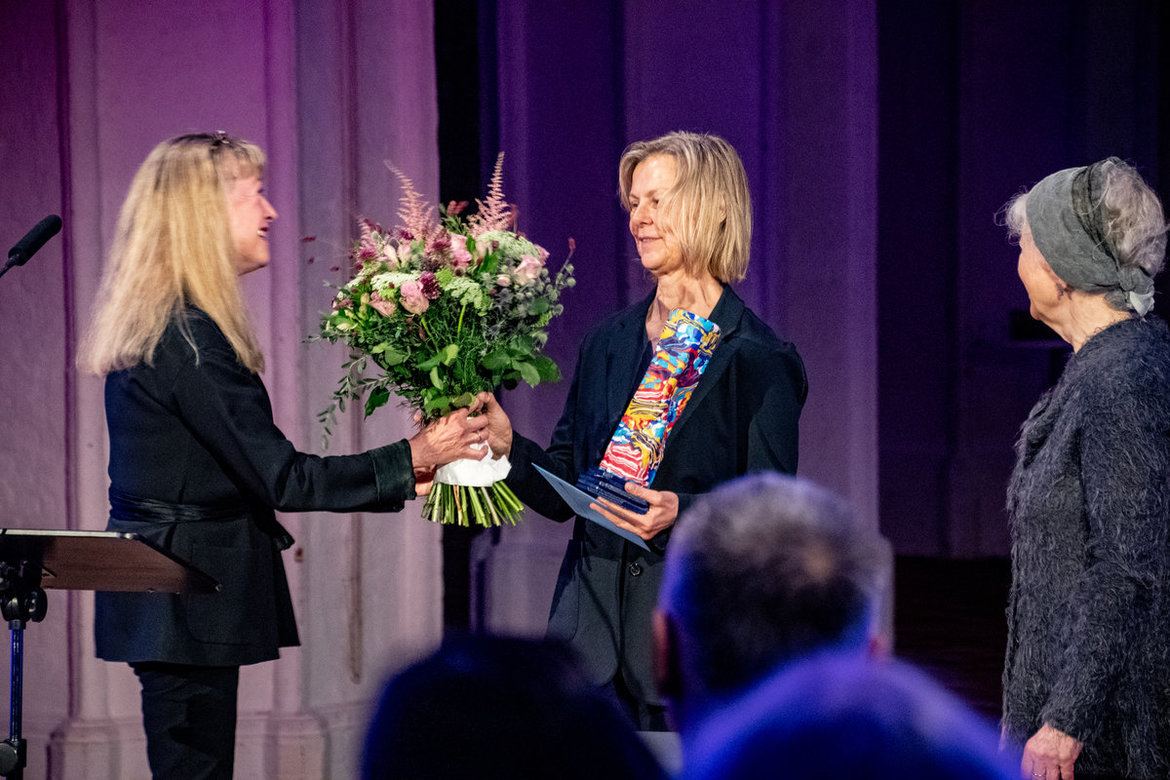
xmin=1003 ymin=316 xmax=1170 ymax=778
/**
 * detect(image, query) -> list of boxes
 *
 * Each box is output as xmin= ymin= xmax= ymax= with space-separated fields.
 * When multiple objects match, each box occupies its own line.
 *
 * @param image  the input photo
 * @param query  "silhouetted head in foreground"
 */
xmin=655 ymin=472 xmax=893 ymax=738
xmin=362 ymin=633 xmax=666 ymax=780
xmin=685 ymin=653 xmax=1017 ymax=780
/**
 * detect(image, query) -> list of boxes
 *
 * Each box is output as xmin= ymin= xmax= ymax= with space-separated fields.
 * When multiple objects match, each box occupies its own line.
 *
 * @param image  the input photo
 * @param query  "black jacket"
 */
xmin=96 ymin=308 xmax=415 ymax=667
xmin=507 ymin=285 xmax=807 ymax=704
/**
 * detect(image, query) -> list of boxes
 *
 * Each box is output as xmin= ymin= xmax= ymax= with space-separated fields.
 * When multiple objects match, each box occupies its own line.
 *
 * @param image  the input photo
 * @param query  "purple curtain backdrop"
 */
xmin=0 ymin=1 xmax=443 ymax=777
xmin=878 ymin=0 xmax=1168 ymax=555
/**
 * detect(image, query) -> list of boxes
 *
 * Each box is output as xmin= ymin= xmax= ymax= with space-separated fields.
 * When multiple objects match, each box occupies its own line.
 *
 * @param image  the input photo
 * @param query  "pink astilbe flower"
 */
xmin=514 ymin=254 xmax=543 ymax=284
xmin=467 ymin=152 xmax=514 ymax=236
xmin=359 ymin=218 xmax=376 ymax=245
xmin=353 ymin=218 xmax=379 ymax=266
xmin=419 ymin=272 xmax=441 ymax=300
xmin=400 ymin=280 xmax=429 ymax=314
xmin=386 ymin=162 xmax=440 ymax=244
xmin=369 ymin=289 xmax=396 ymax=317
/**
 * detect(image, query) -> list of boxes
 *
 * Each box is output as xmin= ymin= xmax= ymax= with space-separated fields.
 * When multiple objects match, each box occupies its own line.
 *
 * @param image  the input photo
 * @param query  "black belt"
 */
xmin=108 ymin=487 xmax=294 ymax=550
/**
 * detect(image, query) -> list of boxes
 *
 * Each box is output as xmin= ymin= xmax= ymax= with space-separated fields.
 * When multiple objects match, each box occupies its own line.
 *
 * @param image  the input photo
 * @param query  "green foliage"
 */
xmin=318 ymin=192 xmax=576 ymax=442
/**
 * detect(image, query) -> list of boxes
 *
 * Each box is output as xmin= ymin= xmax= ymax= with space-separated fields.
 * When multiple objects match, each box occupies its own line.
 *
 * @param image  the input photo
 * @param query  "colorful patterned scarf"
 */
xmin=576 ymin=308 xmax=721 ymax=511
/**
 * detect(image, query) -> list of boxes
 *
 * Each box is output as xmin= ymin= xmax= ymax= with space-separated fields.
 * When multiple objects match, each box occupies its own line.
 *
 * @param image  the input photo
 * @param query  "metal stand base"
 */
xmin=0 ymin=562 xmax=47 ymax=780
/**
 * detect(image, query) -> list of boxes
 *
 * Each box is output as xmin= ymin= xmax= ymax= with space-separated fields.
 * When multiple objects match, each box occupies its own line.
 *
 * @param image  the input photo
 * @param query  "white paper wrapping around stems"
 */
xmin=434 ymin=443 xmax=512 ymax=487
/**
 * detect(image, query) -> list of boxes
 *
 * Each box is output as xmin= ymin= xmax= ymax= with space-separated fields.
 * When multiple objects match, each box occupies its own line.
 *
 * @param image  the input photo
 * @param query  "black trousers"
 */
xmin=131 ymin=662 xmax=240 ymax=780
xmin=603 ymin=668 xmax=670 ymax=732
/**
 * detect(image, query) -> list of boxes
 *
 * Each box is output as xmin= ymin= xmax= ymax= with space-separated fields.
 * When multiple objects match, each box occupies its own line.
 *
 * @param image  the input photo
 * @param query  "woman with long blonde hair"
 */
xmin=79 ymin=132 xmax=488 ymax=779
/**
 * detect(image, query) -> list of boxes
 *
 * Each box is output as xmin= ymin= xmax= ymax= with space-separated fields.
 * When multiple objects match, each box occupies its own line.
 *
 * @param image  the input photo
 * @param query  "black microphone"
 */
xmin=6 ymin=215 xmax=63 ymax=270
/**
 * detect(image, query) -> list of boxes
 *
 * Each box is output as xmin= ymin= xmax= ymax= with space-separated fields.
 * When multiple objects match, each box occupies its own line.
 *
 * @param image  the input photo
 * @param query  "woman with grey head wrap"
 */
xmin=1004 ymin=157 xmax=1166 ymax=329
xmin=1000 ymin=158 xmax=1170 ymax=780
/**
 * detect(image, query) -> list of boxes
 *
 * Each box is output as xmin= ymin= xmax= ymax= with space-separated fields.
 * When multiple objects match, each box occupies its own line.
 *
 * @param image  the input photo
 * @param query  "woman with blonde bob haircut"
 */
xmin=480 ymin=130 xmax=806 ymax=731
xmin=79 ymin=132 xmax=490 ymax=779
xmin=618 ymin=130 xmax=752 ymax=283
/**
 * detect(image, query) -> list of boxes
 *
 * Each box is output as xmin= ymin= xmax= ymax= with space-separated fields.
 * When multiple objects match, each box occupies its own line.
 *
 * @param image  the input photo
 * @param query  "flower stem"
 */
xmin=421 ymin=479 xmax=524 ymax=528
xmin=481 ymin=487 xmax=501 ymax=525
xmin=467 ymin=486 xmax=485 ymax=526
xmin=418 ymin=313 xmax=437 ymax=343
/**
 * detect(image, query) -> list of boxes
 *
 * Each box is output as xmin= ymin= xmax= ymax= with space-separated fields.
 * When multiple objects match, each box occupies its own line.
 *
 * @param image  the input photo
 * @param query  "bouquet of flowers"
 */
xmin=319 ymin=154 xmax=574 ymax=527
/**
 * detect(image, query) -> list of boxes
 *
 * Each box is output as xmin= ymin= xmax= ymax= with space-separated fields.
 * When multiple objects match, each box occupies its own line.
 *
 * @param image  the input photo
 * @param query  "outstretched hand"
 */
xmin=408 ymin=407 xmax=489 ymax=480
xmin=590 ymin=482 xmax=679 ymax=541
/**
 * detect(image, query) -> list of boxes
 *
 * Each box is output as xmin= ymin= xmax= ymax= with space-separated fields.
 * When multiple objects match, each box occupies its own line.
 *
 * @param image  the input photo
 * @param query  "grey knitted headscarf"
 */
xmin=1026 ymin=158 xmax=1155 ymax=316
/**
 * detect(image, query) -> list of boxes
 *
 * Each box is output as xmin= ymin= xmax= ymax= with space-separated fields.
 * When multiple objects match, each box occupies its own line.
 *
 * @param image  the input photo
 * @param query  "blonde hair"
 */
xmin=78 ymin=133 xmax=266 ymax=375
xmin=618 ymin=131 xmax=752 ymax=282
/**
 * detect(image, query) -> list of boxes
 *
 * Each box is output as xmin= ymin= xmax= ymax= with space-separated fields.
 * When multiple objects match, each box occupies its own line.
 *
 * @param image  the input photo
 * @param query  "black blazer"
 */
xmin=95 ymin=308 xmax=416 ymax=667
xmin=507 ymin=285 xmax=806 ymax=704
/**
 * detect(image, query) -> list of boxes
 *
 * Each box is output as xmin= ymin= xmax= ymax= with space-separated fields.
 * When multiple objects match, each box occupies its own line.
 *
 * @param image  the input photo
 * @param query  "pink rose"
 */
xmin=450 ymin=234 xmax=473 ymax=270
xmin=496 ymin=274 xmax=511 ymax=287
xmin=399 ymin=280 xmax=429 ymax=314
xmin=514 ymin=253 xmax=543 ymax=284
xmin=370 ymin=289 xmax=395 ymax=317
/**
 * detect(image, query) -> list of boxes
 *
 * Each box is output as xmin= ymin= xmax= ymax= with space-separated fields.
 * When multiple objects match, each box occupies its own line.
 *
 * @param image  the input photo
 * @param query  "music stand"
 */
xmin=0 ymin=529 xmax=218 ymax=780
